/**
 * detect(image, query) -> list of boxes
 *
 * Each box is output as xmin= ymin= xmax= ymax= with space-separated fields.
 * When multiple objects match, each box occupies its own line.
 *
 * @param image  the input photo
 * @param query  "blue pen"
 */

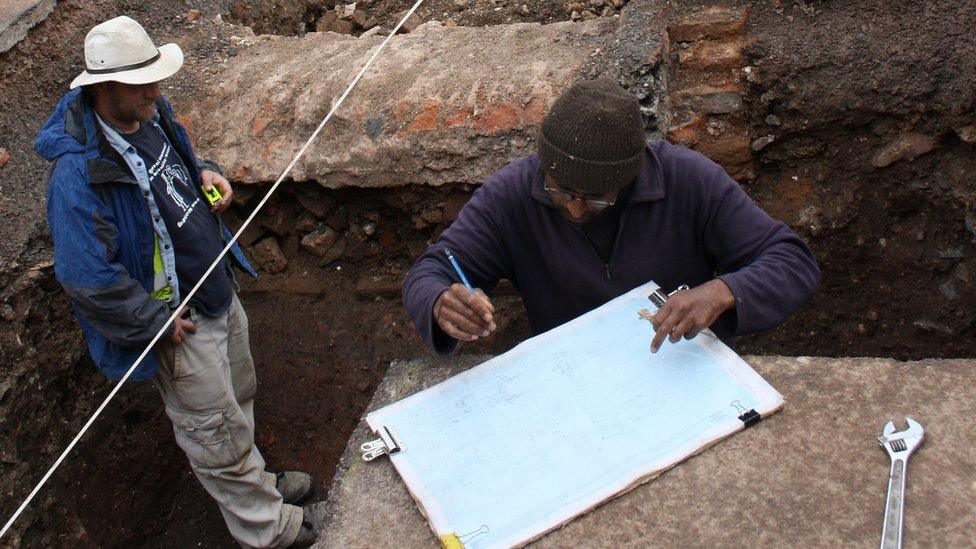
xmin=443 ymin=248 xmax=474 ymax=291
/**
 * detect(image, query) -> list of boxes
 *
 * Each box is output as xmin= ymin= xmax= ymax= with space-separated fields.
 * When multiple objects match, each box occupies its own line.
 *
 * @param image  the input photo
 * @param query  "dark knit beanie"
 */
xmin=538 ymin=78 xmax=645 ymax=193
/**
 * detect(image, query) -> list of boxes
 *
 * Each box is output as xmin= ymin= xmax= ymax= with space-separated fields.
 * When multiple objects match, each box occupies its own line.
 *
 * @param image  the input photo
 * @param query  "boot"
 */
xmin=275 ymin=470 xmax=315 ymax=505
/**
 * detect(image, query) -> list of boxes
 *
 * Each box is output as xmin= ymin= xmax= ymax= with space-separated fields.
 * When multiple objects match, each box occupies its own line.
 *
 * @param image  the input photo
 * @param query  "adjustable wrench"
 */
xmin=876 ymin=417 xmax=925 ymax=549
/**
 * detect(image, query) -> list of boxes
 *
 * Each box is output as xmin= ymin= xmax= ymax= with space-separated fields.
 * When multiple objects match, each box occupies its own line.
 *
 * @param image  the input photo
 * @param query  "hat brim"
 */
xmin=70 ymin=43 xmax=184 ymax=89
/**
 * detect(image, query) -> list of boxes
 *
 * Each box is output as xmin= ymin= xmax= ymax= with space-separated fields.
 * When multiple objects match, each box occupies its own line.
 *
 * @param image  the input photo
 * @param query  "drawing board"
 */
xmin=365 ymin=281 xmax=784 ymax=548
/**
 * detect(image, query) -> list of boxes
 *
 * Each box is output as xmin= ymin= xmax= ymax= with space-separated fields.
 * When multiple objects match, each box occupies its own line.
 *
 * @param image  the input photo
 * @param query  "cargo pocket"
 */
xmin=171 ymin=308 xmax=198 ymax=379
xmin=168 ymin=408 xmax=239 ymax=468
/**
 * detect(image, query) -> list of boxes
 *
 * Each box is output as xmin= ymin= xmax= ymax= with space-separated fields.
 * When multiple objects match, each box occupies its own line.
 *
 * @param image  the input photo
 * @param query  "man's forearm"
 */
xmin=403 ymin=256 xmax=459 ymax=354
xmin=62 ymin=276 xmax=173 ymax=347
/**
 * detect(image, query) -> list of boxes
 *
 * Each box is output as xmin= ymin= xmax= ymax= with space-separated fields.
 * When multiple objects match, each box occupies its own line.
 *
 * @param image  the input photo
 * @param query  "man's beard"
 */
xmin=115 ymin=102 xmax=156 ymax=124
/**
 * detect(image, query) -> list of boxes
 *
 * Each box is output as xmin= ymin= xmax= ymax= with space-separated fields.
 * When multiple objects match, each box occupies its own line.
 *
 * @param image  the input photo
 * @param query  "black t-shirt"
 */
xmin=125 ymin=121 xmax=233 ymax=317
xmin=580 ymin=183 xmax=633 ymax=264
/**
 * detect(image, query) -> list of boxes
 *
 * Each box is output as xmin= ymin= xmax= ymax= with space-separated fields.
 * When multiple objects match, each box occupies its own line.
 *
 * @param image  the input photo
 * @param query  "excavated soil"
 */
xmin=1 ymin=0 xmax=974 ymax=546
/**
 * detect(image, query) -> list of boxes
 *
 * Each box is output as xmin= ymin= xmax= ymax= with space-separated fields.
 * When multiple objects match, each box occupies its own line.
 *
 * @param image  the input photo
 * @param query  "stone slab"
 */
xmin=185 ymin=20 xmax=625 ymax=188
xmin=308 ymin=356 xmax=976 ymax=547
xmin=0 ymin=0 xmax=54 ymax=54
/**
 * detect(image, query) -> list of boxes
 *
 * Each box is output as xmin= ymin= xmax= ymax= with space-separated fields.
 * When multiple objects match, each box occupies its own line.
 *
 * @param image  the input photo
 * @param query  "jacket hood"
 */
xmin=35 ymin=89 xmax=94 ymax=161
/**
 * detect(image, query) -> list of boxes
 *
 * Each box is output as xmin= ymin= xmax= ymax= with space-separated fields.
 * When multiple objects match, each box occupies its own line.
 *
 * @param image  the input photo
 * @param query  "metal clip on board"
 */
xmin=648 ymin=284 xmax=689 ymax=309
xmin=361 ymin=426 xmax=404 ymax=461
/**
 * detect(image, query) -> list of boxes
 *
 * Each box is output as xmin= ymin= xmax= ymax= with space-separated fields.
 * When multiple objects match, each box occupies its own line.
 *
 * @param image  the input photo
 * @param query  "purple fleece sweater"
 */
xmin=403 ymin=141 xmax=819 ymax=354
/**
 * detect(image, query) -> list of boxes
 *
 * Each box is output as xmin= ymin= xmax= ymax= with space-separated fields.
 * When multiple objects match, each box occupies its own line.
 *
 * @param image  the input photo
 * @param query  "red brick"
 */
xmin=251 ymin=238 xmax=288 ymax=273
xmin=677 ymin=38 xmax=744 ymax=71
xmin=521 ymin=96 xmax=549 ymax=125
xmin=666 ymin=115 xmax=706 ymax=147
xmin=668 ymin=6 xmax=749 ymax=42
xmin=474 ymin=102 xmax=520 ymax=135
xmin=408 ymin=100 xmax=440 ymax=132
xmin=445 ymin=108 xmax=473 ymax=128
xmin=250 ymin=116 xmax=272 ymax=137
xmin=0 ymin=148 xmax=10 ymax=169
xmin=761 ymin=177 xmax=813 ymax=225
xmin=393 ymin=99 xmax=411 ymax=124
xmin=695 ymin=135 xmax=755 ymax=181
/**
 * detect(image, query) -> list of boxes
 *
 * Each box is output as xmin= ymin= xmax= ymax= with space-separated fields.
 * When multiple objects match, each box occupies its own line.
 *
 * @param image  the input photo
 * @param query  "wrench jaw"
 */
xmin=877 ymin=416 xmax=925 ymax=458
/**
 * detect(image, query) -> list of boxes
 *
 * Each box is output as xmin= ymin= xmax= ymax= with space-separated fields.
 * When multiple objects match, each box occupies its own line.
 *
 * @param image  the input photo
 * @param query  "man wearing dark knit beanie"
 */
xmin=403 ymin=78 xmax=819 ymax=355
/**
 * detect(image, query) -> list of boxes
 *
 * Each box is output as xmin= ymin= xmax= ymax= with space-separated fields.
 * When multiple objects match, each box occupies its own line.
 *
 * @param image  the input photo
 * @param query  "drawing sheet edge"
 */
xmin=512 ymin=398 xmax=784 ymax=548
xmin=368 ymin=400 xmax=785 ymax=548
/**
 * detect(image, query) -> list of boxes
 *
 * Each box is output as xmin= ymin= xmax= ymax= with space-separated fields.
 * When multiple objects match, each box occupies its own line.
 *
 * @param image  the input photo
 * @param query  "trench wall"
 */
xmin=0 ymin=0 xmax=974 ymax=545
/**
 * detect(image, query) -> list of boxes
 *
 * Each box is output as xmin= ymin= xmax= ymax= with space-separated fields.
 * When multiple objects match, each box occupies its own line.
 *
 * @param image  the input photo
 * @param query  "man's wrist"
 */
xmin=712 ymin=278 xmax=736 ymax=310
xmin=431 ymin=286 xmax=450 ymax=324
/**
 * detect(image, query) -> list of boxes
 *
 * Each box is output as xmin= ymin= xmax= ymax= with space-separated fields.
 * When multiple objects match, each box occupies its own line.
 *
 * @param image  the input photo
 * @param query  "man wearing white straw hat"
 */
xmin=36 ymin=16 xmax=316 ymax=547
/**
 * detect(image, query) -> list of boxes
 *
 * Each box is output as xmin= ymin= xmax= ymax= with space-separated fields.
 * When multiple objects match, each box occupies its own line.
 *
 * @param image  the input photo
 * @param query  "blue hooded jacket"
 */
xmin=36 ymin=89 xmax=256 ymax=381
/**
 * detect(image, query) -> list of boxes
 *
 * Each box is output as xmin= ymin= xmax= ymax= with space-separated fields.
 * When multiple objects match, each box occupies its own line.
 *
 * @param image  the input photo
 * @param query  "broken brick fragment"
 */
xmin=870 ymin=133 xmax=937 ymax=168
xmin=677 ymin=38 xmax=744 ymax=71
xmin=395 ymin=10 xmax=423 ymax=33
xmin=668 ymin=6 xmax=749 ymax=42
xmin=351 ymin=10 xmax=368 ymax=29
xmin=695 ymin=135 xmax=755 ymax=181
xmin=301 ymin=227 xmax=339 ymax=257
xmin=666 ymin=115 xmax=706 ymax=147
xmin=251 ymin=238 xmax=288 ymax=273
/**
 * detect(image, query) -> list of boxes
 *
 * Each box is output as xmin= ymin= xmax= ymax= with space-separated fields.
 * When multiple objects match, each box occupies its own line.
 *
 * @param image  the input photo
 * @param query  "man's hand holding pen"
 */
xmin=436 ymin=247 xmax=498 ymax=342
xmin=434 ymin=284 xmax=497 ymax=341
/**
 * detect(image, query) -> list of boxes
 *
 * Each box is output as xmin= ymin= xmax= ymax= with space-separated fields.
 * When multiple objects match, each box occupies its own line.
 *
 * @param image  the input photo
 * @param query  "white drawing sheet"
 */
xmin=366 ymin=280 xmax=784 ymax=548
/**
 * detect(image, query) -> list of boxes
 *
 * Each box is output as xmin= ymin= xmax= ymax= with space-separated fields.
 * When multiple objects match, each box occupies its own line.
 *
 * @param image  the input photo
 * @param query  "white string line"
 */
xmin=1 ymin=0 xmax=424 ymax=538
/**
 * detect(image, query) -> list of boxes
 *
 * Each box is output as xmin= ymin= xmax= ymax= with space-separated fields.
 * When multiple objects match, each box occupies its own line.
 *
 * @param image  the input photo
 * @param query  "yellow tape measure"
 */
xmin=202 ymin=184 xmax=223 ymax=207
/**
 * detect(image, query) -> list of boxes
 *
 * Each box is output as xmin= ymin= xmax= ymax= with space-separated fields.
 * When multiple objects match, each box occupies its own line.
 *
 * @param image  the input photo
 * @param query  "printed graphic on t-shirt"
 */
xmin=127 ymin=121 xmax=233 ymax=317
xmin=145 ymin=138 xmax=200 ymax=228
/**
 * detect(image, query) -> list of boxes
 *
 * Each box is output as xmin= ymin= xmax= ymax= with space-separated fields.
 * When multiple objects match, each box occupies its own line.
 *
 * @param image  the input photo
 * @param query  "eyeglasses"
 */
xmin=544 ymin=182 xmax=616 ymax=210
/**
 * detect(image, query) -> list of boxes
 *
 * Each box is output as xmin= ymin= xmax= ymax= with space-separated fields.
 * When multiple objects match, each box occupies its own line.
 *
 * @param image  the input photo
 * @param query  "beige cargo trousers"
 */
xmin=153 ymin=293 xmax=302 ymax=547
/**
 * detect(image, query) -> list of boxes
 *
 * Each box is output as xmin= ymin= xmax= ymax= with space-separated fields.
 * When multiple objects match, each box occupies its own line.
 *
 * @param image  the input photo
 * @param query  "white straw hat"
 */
xmin=70 ymin=16 xmax=183 ymax=89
